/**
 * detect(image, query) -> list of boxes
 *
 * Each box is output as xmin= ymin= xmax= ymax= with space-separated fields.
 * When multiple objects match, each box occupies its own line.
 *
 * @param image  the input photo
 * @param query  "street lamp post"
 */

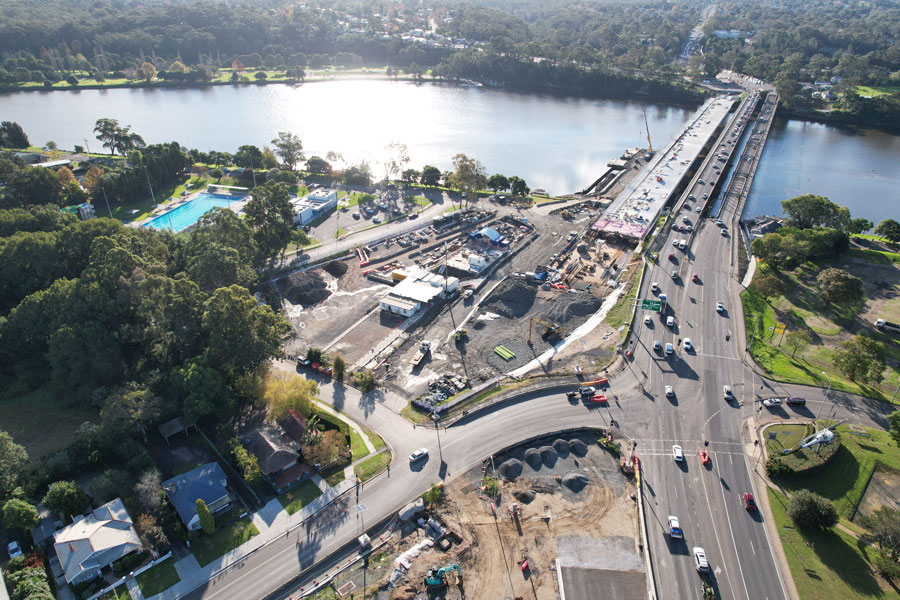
xmin=816 ymin=371 xmax=832 ymax=422
xmin=432 ymin=412 xmax=442 ymax=459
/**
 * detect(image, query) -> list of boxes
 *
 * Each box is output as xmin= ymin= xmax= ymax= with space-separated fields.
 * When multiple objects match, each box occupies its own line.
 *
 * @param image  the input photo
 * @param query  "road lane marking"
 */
xmin=699 ymin=454 xmax=737 ymax=600
xmin=715 ymin=454 xmax=751 ymax=600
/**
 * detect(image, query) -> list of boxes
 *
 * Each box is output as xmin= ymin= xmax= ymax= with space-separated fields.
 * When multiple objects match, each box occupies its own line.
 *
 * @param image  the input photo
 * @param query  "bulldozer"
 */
xmin=527 ymin=317 xmax=561 ymax=345
xmin=424 ymin=563 xmax=462 ymax=588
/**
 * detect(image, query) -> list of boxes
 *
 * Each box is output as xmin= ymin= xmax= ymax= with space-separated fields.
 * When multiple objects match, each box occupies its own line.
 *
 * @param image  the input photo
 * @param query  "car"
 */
xmin=688 ymin=194 xmax=696 ymax=201
xmin=672 ymin=239 xmax=679 ymax=246
xmin=352 ymin=212 xmax=360 ymax=219
xmin=673 ymin=445 xmax=684 ymax=461
xmin=566 ymin=391 xmax=579 ymax=399
xmin=723 ymin=385 xmax=733 ymax=400
xmin=665 ymin=342 xmax=674 ymax=354
xmin=672 ymin=270 xmax=679 ymax=280
xmin=677 ymin=224 xmax=684 ymax=232
xmin=665 ymin=385 xmax=674 ymax=397
xmin=715 ymin=219 xmax=723 ymax=227
xmin=666 ymin=316 xmax=675 ymax=328
xmin=716 ymin=301 xmax=724 ymax=313
xmin=653 ymin=340 xmax=662 ymax=352
xmin=683 ymin=338 xmax=692 ymax=351
xmin=650 ymin=281 xmax=658 ymax=292
xmin=659 ymin=293 xmax=667 ymax=303
xmin=7 ymin=541 xmax=22 ymax=559
xmin=373 ymin=217 xmax=381 ymax=224
xmin=743 ymin=492 xmax=757 ymax=511
xmin=686 ymin=225 xmax=693 ymax=232
xmin=678 ymin=240 xmax=686 ymax=249
xmin=693 ymin=547 xmax=710 ymax=572
xmin=409 ymin=448 xmax=429 ymax=463
xmin=644 ymin=314 xmax=652 ymax=325
xmin=682 ymin=216 xmax=690 ymax=224
xmin=703 ymin=193 xmax=709 ymax=200
xmin=578 ymin=386 xmax=596 ymax=396
xmin=691 ymin=273 xmax=699 ymax=283
xmin=408 ymin=213 xmax=419 ymax=219
xmin=698 ymin=179 xmax=704 ymax=185
xmin=696 ymin=206 xmax=702 ymax=213
xmin=720 ymin=228 xmax=728 ymax=237
xmin=786 ymin=397 xmax=806 ymax=406
xmin=668 ymin=515 xmax=684 ymax=539
xmin=298 ymin=357 xmax=311 ymax=367
xmin=699 ymin=450 xmax=711 ymax=466
xmin=668 ymin=252 xmax=676 ymax=261
xmin=763 ymin=398 xmax=782 ymax=408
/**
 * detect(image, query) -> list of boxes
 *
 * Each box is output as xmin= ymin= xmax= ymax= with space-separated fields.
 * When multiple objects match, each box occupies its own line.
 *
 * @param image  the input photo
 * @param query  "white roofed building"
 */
xmin=291 ymin=189 xmax=339 ymax=225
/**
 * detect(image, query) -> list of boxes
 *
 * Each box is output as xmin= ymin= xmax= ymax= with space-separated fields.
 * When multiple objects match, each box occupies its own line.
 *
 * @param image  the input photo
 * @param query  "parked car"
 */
xmin=352 ymin=212 xmax=360 ymax=219
xmin=763 ymin=398 xmax=782 ymax=408
xmin=666 ymin=316 xmax=675 ymax=328
xmin=653 ymin=340 xmax=662 ymax=352
xmin=665 ymin=342 xmax=674 ymax=355
xmin=691 ymin=273 xmax=699 ymax=283
xmin=786 ymin=397 xmax=806 ymax=406
xmin=7 ymin=541 xmax=22 ymax=559
xmin=683 ymin=338 xmax=692 ymax=351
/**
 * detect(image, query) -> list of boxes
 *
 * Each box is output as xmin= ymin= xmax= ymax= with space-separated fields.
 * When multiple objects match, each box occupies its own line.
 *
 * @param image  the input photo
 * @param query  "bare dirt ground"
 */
xmin=855 ymin=463 xmax=900 ymax=520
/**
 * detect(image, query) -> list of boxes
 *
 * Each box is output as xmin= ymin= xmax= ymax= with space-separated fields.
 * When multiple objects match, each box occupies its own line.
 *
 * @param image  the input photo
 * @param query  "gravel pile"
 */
xmin=513 ymin=489 xmax=536 ymax=504
xmin=562 ymin=472 xmax=589 ymax=492
xmin=524 ymin=448 xmax=542 ymax=470
xmin=568 ymin=439 xmax=588 ymax=456
xmin=322 ymin=260 xmax=349 ymax=277
xmin=284 ymin=270 xmax=331 ymax=306
xmin=553 ymin=439 xmax=570 ymax=457
xmin=498 ymin=459 xmax=523 ymax=480
xmin=481 ymin=278 xmax=537 ymax=319
xmin=539 ymin=446 xmax=558 ymax=467
xmin=546 ymin=293 xmax=602 ymax=324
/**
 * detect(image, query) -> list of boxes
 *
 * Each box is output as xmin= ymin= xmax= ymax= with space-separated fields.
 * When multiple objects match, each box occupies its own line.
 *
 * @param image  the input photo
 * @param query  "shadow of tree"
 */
xmin=805 ymin=528 xmax=883 ymax=597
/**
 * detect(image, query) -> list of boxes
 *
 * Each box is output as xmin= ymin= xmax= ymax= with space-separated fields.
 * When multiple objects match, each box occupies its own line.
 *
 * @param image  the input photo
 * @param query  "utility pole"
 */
xmin=816 ymin=370 xmax=832 ymax=422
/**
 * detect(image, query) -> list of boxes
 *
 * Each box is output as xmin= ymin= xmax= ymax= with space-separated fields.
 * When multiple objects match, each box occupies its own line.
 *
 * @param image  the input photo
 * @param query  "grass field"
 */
xmin=0 ymin=387 xmax=98 ymax=460
xmin=350 ymin=429 xmax=370 ymax=462
xmin=856 ymin=85 xmax=900 ymax=98
xmin=277 ymin=479 xmax=324 ymax=515
xmin=136 ymin=557 xmax=181 ymax=596
xmin=768 ymin=488 xmax=892 ymax=599
xmin=765 ymin=423 xmax=809 ymax=453
xmin=354 ymin=450 xmax=391 ymax=482
xmin=192 ymin=514 xmax=259 ymax=567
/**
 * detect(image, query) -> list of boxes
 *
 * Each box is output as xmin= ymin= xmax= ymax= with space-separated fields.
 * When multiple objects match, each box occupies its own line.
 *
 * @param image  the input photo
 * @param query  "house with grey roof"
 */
xmin=162 ymin=462 xmax=232 ymax=531
xmin=53 ymin=498 xmax=142 ymax=584
xmin=244 ymin=424 xmax=299 ymax=478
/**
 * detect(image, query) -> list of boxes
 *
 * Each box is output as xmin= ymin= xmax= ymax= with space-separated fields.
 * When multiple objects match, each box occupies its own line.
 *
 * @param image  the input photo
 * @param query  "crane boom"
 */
xmin=643 ymin=110 xmax=653 ymax=154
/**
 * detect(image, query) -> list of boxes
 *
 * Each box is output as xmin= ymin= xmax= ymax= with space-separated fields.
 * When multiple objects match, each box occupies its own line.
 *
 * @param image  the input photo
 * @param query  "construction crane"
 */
xmin=527 ymin=317 xmax=561 ymax=345
xmin=643 ymin=110 xmax=653 ymax=154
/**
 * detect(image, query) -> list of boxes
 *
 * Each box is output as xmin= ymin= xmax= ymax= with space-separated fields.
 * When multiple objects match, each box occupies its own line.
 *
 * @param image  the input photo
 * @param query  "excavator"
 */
xmin=527 ymin=317 xmax=561 ymax=345
xmin=424 ymin=563 xmax=462 ymax=588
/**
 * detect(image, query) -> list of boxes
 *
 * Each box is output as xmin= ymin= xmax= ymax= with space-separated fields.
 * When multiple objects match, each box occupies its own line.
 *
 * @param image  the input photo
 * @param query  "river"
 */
xmin=1 ymin=80 xmax=898 ymax=221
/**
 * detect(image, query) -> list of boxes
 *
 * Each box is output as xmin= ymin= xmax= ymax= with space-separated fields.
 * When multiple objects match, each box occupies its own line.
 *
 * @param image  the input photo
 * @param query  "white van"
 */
xmin=678 ymin=240 xmax=686 ymax=250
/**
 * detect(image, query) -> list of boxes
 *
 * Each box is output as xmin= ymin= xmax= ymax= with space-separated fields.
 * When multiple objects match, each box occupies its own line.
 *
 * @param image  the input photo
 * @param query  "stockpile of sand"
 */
xmin=513 ymin=489 xmax=536 ymax=504
xmin=539 ymin=446 xmax=558 ymax=467
xmin=546 ymin=293 xmax=602 ymax=323
xmin=481 ymin=278 xmax=537 ymax=319
xmin=553 ymin=439 xmax=570 ymax=457
xmin=524 ymin=449 xmax=542 ymax=470
xmin=284 ymin=270 xmax=330 ymax=306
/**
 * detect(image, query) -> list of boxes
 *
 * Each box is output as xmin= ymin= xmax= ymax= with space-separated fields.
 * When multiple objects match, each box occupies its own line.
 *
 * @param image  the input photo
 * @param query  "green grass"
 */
xmin=173 ymin=460 xmax=204 ymax=476
xmin=322 ymin=466 xmax=347 ymax=487
xmin=277 ymin=479 xmax=324 ymax=515
xmin=364 ymin=427 xmax=386 ymax=451
xmin=605 ymin=265 xmax=641 ymax=329
xmin=350 ymin=429 xmax=370 ymax=462
xmin=401 ymin=403 xmax=434 ymax=424
xmin=442 ymin=205 xmax=460 ymax=214
xmin=411 ymin=195 xmax=431 ymax=208
xmin=855 ymin=85 xmax=900 ymax=98
xmin=191 ymin=515 xmax=260 ymax=566
xmin=354 ymin=450 xmax=391 ymax=482
xmin=136 ymin=557 xmax=181 ymax=596
xmin=765 ymin=423 xmax=809 ymax=453
xmin=768 ymin=487 xmax=889 ymax=599
xmin=0 ymin=387 xmax=98 ymax=461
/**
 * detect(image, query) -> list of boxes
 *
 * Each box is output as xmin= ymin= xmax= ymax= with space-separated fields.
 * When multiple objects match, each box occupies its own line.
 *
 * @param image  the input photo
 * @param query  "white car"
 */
xmin=763 ymin=398 xmax=783 ymax=408
xmin=665 ymin=342 xmax=674 ymax=354
xmin=7 ymin=541 xmax=22 ymax=559
xmin=409 ymin=448 xmax=429 ymax=463
xmin=665 ymin=385 xmax=674 ymax=397
xmin=651 ymin=281 xmax=659 ymax=292
xmin=683 ymin=338 xmax=692 ymax=351
xmin=673 ymin=445 xmax=684 ymax=461
xmin=666 ymin=316 xmax=675 ymax=327
xmin=716 ymin=302 xmax=724 ymax=313
xmin=693 ymin=547 xmax=710 ymax=572
xmin=653 ymin=340 xmax=662 ymax=352
xmin=644 ymin=314 xmax=652 ymax=325
xmin=695 ymin=206 xmax=702 ymax=213
xmin=668 ymin=515 xmax=684 ymax=539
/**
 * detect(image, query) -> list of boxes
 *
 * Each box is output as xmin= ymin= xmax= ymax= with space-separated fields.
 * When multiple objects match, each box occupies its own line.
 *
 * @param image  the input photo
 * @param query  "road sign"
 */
xmin=641 ymin=299 xmax=662 ymax=311
xmin=355 ymin=504 xmax=368 ymax=513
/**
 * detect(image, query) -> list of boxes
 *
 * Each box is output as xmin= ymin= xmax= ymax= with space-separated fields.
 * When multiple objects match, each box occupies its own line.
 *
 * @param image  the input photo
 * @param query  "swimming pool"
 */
xmin=142 ymin=192 xmax=239 ymax=232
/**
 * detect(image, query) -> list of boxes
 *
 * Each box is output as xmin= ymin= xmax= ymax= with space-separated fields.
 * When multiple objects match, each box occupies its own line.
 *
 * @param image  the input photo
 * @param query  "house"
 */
xmin=162 ymin=463 xmax=232 ymax=531
xmin=291 ymin=189 xmax=339 ymax=225
xmin=53 ymin=498 xmax=142 ymax=585
xmin=244 ymin=425 xmax=299 ymax=477
xmin=281 ymin=410 xmax=308 ymax=446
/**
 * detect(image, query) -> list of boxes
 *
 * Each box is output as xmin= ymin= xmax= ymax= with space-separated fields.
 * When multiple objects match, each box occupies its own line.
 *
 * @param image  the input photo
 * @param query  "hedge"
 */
xmin=766 ymin=430 xmax=842 ymax=478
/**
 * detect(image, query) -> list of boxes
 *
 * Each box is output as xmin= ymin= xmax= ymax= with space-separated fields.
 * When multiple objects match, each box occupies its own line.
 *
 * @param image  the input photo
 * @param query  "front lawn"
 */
xmin=354 ymin=451 xmax=391 ymax=482
xmin=768 ymin=488 xmax=889 ymax=599
xmin=136 ymin=557 xmax=181 ymax=596
xmin=191 ymin=515 xmax=259 ymax=566
xmin=277 ymin=479 xmax=323 ymax=515
xmin=350 ymin=429 xmax=370 ymax=462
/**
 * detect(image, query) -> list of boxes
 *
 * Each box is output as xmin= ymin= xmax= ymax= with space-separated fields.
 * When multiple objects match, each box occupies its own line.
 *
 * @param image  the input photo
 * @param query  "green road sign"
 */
xmin=641 ymin=299 xmax=662 ymax=311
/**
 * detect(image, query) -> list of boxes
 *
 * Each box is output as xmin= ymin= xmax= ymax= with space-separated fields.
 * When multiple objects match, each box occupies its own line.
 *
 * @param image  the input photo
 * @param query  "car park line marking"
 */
xmin=715 ymin=453 xmax=751 ymax=600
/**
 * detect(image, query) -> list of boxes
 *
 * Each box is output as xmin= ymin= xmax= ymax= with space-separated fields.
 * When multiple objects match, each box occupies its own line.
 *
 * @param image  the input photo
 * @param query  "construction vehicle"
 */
xmin=410 ymin=340 xmax=431 ymax=368
xmin=700 ymin=582 xmax=714 ymax=599
xmin=424 ymin=563 xmax=461 ymax=588
xmin=454 ymin=329 xmax=468 ymax=343
xmin=527 ymin=317 xmax=561 ymax=345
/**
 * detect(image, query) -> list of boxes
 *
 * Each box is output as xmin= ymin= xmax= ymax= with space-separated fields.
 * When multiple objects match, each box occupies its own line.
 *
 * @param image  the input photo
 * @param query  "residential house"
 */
xmin=53 ymin=498 xmax=142 ymax=585
xmin=244 ymin=425 xmax=299 ymax=478
xmin=281 ymin=410 xmax=308 ymax=446
xmin=162 ymin=463 xmax=232 ymax=531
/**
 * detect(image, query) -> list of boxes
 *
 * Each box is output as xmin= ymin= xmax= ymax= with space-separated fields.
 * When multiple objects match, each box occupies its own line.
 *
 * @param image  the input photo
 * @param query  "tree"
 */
xmin=861 ymin=506 xmax=900 ymax=560
xmin=4 ymin=167 xmax=63 ymax=208
xmin=171 ymin=358 xmax=232 ymax=423
xmin=383 ymin=142 xmax=410 ymax=183
xmin=90 ymin=469 xmax=133 ymax=504
xmin=786 ymin=489 xmax=838 ymax=531
xmin=833 ymin=334 xmax=885 ymax=384
xmin=234 ymin=145 xmax=263 ymax=169
xmin=196 ymin=499 xmax=215 ymax=534
xmin=93 ymin=118 xmax=144 ymax=156
xmin=816 ymin=268 xmax=863 ymax=303
xmin=785 ymin=329 xmax=812 ymax=358
xmin=781 ymin=194 xmax=850 ymax=230
xmin=263 ymin=372 xmax=319 ymax=422
xmin=332 ymin=354 xmax=346 ymax=381
xmin=753 ymin=274 xmax=783 ymax=299
xmin=140 ymin=62 xmax=157 ymax=82
xmin=341 ymin=162 xmax=372 ymax=187
xmin=243 ymin=181 xmax=295 ymax=260
xmin=401 ymin=168 xmax=420 ymax=184
xmin=422 ymin=484 xmax=446 ymax=507
xmin=848 ymin=218 xmax=873 ymax=235
xmin=354 ymin=370 xmax=378 ymax=392
xmin=302 ymin=429 xmax=348 ymax=467
xmin=875 ymin=219 xmax=900 ymax=244
xmin=488 ymin=174 xmax=509 ymax=192
xmin=508 ymin=175 xmax=530 ymax=196
xmin=135 ymin=513 xmax=170 ymax=553
xmin=0 ymin=431 xmax=28 ymax=500
xmin=100 ymin=384 xmax=161 ymax=441
xmin=2 ymin=499 xmax=40 ymax=531
xmin=42 ymin=481 xmax=89 ymax=518
xmin=889 ymin=411 xmax=900 ymax=446
xmin=305 ymin=156 xmax=332 ymax=176
xmin=0 ymin=121 xmax=30 ymax=148
xmin=254 ymin=71 xmax=268 ymax=81
xmin=448 ymin=153 xmax=487 ymax=199
xmin=271 ymin=132 xmax=304 ymax=170
xmin=420 ymin=165 xmax=441 ymax=186
xmin=133 ymin=469 xmax=163 ymax=514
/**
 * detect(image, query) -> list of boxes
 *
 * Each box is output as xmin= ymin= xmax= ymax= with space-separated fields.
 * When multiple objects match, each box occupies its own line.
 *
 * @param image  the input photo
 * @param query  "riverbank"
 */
xmin=779 ymin=104 xmax=900 ymax=134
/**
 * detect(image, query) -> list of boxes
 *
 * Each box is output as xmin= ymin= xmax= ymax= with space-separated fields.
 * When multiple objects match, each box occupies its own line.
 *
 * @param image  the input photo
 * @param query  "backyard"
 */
xmin=0 ymin=386 xmax=98 ymax=460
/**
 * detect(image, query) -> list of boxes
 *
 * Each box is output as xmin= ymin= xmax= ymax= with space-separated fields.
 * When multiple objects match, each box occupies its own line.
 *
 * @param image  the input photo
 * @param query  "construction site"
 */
xmin=311 ymin=430 xmax=642 ymax=600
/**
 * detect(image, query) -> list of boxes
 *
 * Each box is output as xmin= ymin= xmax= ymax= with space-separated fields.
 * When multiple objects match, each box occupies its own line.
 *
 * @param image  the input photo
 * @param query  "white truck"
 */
xmin=875 ymin=319 xmax=900 ymax=334
xmin=411 ymin=340 xmax=431 ymax=367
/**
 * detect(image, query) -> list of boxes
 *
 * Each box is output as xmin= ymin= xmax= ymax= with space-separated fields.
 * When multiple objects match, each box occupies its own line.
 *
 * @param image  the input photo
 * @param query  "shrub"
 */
xmin=786 ymin=489 xmax=838 ymax=531
xmin=482 ymin=476 xmax=500 ymax=499
xmin=873 ymin=550 xmax=900 ymax=580
xmin=422 ymin=484 xmax=445 ymax=508
xmin=598 ymin=437 xmax=621 ymax=457
xmin=196 ymin=499 xmax=214 ymax=534
xmin=354 ymin=370 xmax=377 ymax=392
xmin=111 ymin=551 xmax=147 ymax=576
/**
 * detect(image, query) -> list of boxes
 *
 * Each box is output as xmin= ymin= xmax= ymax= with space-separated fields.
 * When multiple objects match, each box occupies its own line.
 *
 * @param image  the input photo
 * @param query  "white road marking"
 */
xmin=699 ymin=454 xmax=738 ymax=600
xmin=716 ymin=454 xmax=751 ymax=600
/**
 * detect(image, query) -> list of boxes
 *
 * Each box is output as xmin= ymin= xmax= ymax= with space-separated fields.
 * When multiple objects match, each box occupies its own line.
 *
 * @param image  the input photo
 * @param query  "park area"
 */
xmin=767 ymin=422 xmax=900 ymax=599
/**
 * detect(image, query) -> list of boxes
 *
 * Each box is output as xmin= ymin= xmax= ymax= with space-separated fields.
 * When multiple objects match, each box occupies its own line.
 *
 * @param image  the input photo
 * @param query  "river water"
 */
xmin=1 ymin=80 xmax=897 ymax=221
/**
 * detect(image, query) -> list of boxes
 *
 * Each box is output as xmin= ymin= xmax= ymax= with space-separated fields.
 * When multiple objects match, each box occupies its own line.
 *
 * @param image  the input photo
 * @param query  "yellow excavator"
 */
xmin=527 ymin=317 xmax=561 ymax=345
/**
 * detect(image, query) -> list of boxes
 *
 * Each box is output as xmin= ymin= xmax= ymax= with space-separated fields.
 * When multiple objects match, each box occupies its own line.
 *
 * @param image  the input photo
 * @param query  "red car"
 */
xmin=699 ymin=450 xmax=710 ymax=467
xmin=589 ymin=394 xmax=608 ymax=403
xmin=668 ymin=252 xmax=676 ymax=261
xmin=691 ymin=273 xmax=700 ymax=283
xmin=743 ymin=492 xmax=756 ymax=511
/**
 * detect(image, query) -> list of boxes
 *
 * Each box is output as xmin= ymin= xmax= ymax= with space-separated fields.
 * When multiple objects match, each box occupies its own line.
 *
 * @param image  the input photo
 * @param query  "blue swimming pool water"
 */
xmin=142 ymin=193 xmax=238 ymax=232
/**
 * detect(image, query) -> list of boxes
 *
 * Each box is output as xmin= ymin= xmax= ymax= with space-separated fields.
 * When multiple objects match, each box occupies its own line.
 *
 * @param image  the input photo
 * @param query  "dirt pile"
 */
xmin=498 ymin=458 xmax=523 ymax=480
xmin=546 ymin=293 xmax=602 ymax=323
xmin=481 ymin=278 xmax=537 ymax=319
xmin=513 ymin=489 xmax=536 ymax=504
xmin=539 ymin=446 xmax=558 ymax=467
xmin=569 ymin=439 xmax=588 ymax=456
xmin=562 ymin=472 xmax=589 ymax=492
xmin=553 ymin=439 xmax=570 ymax=456
xmin=322 ymin=260 xmax=349 ymax=277
xmin=284 ymin=270 xmax=330 ymax=306
xmin=524 ymin=448 xmax=542 ymax=470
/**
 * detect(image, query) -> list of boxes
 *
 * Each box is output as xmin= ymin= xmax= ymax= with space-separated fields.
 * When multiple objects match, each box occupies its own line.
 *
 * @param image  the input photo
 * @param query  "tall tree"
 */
xmin=234 ymin=145 xmax=263 ymax=169
xmin=488 ymin=174 xmax=509 ymax=192
xmin=271 ymin=132 xmax=304 ymax=170
xmin=420 ymin=165 xmax=441 ymax=186
xmin=890 ymin=411 xmax=900 ymax=446
xmin=448 ymin=153 xmax=487 ymax=205
xmin=171 ymin=358 xmax=231 ymax=424
xmin=816 ymin=268 xmax=863 ymax=303
xmin=875 ymin=219 xmax=900 ymax=244
xmin=862 ymin=506 xmax=900 ymax=560
xmin=785 ymin=329 xmax=812 ymax=358
xmin=786 ymin=490 xmax=838 ymax=531
xmin=140 ymin=62 xmax=157 ymax=82
xmin=42 ymin=481 xmax=89 ymax=518
xmin=383 ymin=142 xmax=409 ymax=182
xmin=2 ymin=498 xmax=40 ymax=531
xmin=781 ymin=194 xmax=850 ymax=230
xmin=833 ymin=335 xmax=885 ymax=384
xmin=196 ymin=499 xmax=214 ymax=534
xmin=100 ymin=384 xmax=161 ymax=442
xmin=243 ymin=181 xmax=294 ymax=260
xmin=0 ymin=121 xmax=30 ymax=148
xmin=263 ymin=372 xmax=319 ymax=422
xmin=0 ymin=432 xmax=28 ymax=500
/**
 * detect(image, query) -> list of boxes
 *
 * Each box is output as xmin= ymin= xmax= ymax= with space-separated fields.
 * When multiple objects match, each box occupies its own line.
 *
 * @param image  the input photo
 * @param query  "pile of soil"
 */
xmin=322 ymin=260 xmax=348 ymax=277
xmin=553 ymin=439 xmax=570 ymax=457
xmin=562 ymin=472 xmax=589 ymax=492
xmin=539 ymin=446 xmax=558 ymax=467
xmin=524 ymin=449 xmax=542 ymax=469
xmin=568 ymin=439 xmax=588 ymax=456
xmin=284 ymin=270 xmax=330 ymax=306
xmin=481 ymin=278 xmax=537 ymax=319
xmin=498 ymin=458 xmax=523 ymax=480
xmin=513 ymin=489 xmax=536 ymax=504
xmin=546 ymin=293 xmax=602 ymax=323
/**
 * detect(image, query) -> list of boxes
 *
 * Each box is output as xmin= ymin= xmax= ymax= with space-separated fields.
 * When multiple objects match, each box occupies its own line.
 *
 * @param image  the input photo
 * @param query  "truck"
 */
xmin=875 ymin=319 xmax=900 ymax=333
xmin=411 ymin=340 xmax=431 ymax=368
